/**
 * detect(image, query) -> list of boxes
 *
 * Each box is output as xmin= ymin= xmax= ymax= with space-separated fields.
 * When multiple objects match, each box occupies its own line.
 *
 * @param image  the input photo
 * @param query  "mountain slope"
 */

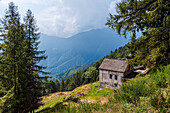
xmin=39 ymin=28 xmax=130 ymax=78
xmin=36 ymin=65 xmax=170 ymax=113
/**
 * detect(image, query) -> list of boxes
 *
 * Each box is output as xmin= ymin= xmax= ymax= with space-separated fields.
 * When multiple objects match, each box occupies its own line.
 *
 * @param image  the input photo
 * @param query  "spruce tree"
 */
xmin=23 ymin=9 xmax=48 ymax=111
xmin=60 ymin=78 xmax=65 ymax=92
xmin=55 ymin=79 xmax=60 ymax=92
xmin=0 ymin=2 xmax=30 ymax=112
xmin=49 ymin=81 xmax=56 ymax=93
xmin=64 ymin=78 xmax=70 ymax=91
xmin=24 ymin=9 xmax=48 ymax=74
xmin=0 ymin=2 xmax=48 ymax=112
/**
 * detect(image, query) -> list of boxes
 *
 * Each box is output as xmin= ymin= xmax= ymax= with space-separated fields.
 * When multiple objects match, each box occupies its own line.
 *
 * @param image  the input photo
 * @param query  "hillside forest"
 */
xmin=0 ymin=0 xmax=169 ymax=113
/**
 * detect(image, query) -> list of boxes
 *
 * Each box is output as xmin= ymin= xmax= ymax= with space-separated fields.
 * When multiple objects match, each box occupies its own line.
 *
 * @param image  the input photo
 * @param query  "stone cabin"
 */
xmin=99 ymin=58 xmax=131 ymax=88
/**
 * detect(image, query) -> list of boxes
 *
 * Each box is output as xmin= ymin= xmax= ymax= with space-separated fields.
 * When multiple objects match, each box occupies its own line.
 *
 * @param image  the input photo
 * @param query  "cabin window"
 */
xmin=115 ymin=75 xmax=118 ymax=80
xmin=114 ymin=83 xmax=118 ymax=87
xmin=109 ymin=74 xmax=112 ymax=79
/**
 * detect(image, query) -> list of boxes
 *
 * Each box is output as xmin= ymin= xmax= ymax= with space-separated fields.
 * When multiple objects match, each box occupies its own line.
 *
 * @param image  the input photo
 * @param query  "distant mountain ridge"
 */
xmin=39 ymin=28 xmax=130 ymax=79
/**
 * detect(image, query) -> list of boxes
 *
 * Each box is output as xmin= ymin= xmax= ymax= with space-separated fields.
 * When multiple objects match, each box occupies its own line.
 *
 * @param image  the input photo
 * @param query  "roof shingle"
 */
xmin=99 ymin=58 xmax=128 ymax=73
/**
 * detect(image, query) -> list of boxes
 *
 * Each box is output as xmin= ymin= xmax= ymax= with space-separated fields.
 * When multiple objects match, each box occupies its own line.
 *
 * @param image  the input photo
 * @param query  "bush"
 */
xmin=114 ymin=65 xmax=170 ymax=104
xmin=114 ymin=76 xmax=156 ymax=103
xmin=150 ymin=88 xmax=170 ymax=112
xmin=151 ymin=65 xmax=170 ymax=88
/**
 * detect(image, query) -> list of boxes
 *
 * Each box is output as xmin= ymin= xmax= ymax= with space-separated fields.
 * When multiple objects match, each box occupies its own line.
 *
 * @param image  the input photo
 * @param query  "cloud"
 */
xmin=0 ymin=0 xmax=120 ymax=38
xmin=108 ymin=0 xmax=121 ymax=14
xmin=37 ymin=0 xmax=109 ymax=37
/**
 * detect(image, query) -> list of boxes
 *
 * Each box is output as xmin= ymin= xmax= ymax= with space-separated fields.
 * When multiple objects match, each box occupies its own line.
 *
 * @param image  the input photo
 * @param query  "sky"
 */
xmin=0 ymin=0 xmax=121 ymax=38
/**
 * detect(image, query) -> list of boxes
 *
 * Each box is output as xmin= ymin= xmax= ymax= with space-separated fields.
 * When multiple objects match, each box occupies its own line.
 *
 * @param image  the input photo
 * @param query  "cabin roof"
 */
xmin=99 ymin=58 xmax=128 ymax=73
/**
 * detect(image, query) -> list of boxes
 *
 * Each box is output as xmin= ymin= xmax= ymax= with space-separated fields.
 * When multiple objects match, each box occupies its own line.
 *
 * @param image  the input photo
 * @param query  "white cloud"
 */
xmin=108 ymin=0 xmax=121 ymax=14
xmin=37 ymin=0 xmax=109 ymax=37
xmin=0 ymin=0 xmax=120 ymax=38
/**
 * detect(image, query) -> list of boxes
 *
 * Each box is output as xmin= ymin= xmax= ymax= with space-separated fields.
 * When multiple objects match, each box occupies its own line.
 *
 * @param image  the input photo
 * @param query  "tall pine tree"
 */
xmin=60 ymin=78 xmax=65 ymax=92
xmin=23 ymin=9 xmax=47 ymax=74
xmin=0 ymin=2 xmax=48 ymax=112
xmin=55 ymin=79 xmax=60 ymax=92
xmin=23 ymin=9 xmax=48 ymax=111
xmin=0 ymin=2 xmax=30 ymax=112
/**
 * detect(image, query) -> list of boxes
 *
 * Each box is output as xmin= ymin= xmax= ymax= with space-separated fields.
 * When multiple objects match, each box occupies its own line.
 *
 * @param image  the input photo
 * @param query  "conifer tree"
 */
xmin=23 ymin=9 xmax=47 ymax=74
xmin=72 ymin=72 xmax=82 ymax=87
xmin=60 ymin=78 xmax=65 ymax=92
xmin=48 ymin=81 xmax=54 ymax=93
xmin=0 ymin=2 xmax=48 ymax=112
xmin=23 ymin=9 xmax=48 ymax=111
xmin=106 ymin=0 xmax=170 ymax=66
xmin=55 ymin=79 xmax=60 ymax=92
xmin=0 ymin=2 xmax=31 ymax=112
xmin=64 ymin=78 xmax=70 ymax=91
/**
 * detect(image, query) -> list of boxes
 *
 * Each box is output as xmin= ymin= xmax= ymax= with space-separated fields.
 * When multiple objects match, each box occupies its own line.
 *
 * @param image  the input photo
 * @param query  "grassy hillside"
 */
xmin=36 ymin=82 xmax=114 ymax=112
xmin=36 ymin=82 xmax=116 ymax=112
xmin=36 ymin=64 xmax=170 ymax=113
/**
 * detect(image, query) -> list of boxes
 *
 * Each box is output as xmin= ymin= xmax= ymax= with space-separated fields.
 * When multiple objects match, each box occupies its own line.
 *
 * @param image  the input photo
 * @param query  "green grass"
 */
xmin=36 ymin=82 xmax=115 ymax=112
xmin=68 ymin=82 xmax=99 ymax=97
xmin=36 ymin=95 xmax=65 ymax=112
xmin=88 ymin=84 xmax=114 ymax=99
xmin=36 ymin=65 xmax=170 ymax=113
xmin=67 ymin=82 xmax=114 ymax=100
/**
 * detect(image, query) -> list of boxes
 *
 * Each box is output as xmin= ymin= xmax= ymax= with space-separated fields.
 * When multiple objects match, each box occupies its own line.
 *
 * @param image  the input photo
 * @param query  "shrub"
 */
xmin=150 ymin=88 xmax=170 ymax=112
xmin=114 ymin=76 xmax=156 ymax=103
xmin=151 ymin=65 xmax=170 ymax=88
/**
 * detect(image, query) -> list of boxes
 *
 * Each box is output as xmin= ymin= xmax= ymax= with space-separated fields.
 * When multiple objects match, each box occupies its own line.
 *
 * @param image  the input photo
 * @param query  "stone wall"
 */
xmin=99 ymin=69 xmax=124 ymax=88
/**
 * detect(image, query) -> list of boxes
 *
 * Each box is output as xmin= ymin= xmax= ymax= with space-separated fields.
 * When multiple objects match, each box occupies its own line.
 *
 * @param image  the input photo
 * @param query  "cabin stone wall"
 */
xmin=99 ymin=69 xmax=124 ymax=88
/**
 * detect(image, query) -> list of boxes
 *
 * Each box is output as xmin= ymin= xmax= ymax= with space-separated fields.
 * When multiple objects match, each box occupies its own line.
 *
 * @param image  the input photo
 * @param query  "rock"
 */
xmin=80 ymin=93 xmax=84 ymax=96
xmin=75 ymin=96 xmax=79 ymax=99
xmin=68 ymin=93 xmax=84 ymax=100
xmin=68 ymin=97 xmax=72 ymax=100
xmin=58 ymin=93 xmax=65 ymax=95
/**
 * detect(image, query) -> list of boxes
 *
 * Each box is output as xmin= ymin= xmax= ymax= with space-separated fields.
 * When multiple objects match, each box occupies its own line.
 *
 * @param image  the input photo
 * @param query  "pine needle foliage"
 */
xmin=0 ymin=2 xmax=47 ymax=112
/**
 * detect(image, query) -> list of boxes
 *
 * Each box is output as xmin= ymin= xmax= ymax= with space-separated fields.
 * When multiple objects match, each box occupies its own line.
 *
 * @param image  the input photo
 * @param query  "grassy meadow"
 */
xmin=36 ymin=65 xmax=170 ymax=113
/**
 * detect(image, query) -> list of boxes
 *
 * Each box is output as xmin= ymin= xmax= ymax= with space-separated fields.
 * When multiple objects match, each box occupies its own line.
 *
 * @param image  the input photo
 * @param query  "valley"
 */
xmin=39 ymin=28 xmax=130 ymax=80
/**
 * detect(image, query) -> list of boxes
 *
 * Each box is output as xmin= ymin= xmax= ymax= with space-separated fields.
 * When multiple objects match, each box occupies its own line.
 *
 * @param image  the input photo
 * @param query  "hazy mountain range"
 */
xmin=39 ymin=28 xmax=130 ymax=80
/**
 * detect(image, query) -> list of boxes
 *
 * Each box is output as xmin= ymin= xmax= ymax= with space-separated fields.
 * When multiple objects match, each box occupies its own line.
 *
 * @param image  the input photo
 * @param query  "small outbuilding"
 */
xmin=99 ymin=58 xmax=131 ymax=88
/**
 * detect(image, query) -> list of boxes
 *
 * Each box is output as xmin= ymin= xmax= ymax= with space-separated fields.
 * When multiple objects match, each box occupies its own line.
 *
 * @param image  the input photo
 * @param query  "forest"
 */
xmin=0 ymin=0 xmax=169 ymax=112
